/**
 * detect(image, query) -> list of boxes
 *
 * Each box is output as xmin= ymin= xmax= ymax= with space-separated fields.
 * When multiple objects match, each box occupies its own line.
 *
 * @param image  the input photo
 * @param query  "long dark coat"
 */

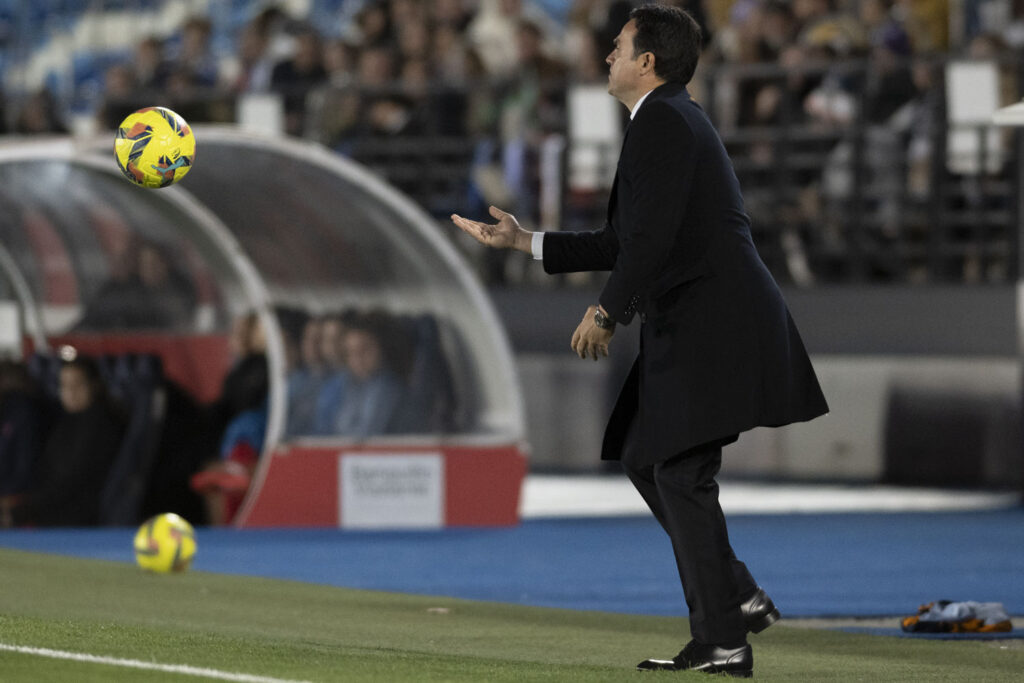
xmin=542 ymin=82 xmax=828 ymax=467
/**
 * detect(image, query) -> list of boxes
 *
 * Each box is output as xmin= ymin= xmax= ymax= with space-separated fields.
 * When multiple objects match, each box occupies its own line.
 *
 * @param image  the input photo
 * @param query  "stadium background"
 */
xmin=0 ymin=1 xmax=1023 ymax=675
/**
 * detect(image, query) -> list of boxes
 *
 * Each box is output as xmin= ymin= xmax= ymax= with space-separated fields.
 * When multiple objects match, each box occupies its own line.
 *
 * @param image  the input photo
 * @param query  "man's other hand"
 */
xmin=571 ymin=305 xmax=614 ymax=361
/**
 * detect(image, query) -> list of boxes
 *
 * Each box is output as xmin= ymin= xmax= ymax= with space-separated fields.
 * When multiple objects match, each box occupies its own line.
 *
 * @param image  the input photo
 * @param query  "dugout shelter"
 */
xmin=0 ymin=128 xmax=527 ymax=528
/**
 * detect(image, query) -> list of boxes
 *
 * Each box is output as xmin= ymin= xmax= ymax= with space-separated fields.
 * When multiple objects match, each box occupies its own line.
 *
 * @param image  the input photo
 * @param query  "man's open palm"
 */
xmin=451 ymin=206 xmax=528 ymax=252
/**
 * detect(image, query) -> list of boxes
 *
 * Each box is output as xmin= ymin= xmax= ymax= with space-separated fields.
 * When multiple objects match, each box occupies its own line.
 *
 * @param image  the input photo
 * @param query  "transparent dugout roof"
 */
xmin=0 ymin=130 xmax=523 ymax=441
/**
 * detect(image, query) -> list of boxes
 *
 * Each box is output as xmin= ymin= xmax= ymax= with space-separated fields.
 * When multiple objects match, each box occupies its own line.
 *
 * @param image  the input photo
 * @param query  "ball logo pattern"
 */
xmin=114 ymin=107 xmax=195 ymax=188
xmin=133 ymin=512 xmax=197 ymax=573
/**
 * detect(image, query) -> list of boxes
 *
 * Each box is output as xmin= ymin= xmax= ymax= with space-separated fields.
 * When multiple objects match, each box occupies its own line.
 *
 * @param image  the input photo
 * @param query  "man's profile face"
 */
xmin=606 ymin=19 xmax=641 ymax=103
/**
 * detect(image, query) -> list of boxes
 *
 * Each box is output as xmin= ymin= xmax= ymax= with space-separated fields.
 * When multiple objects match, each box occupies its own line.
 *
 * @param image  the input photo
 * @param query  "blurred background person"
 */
xmin=0 ymin=360 xmax=49 ymax=501
xmin=168 ymin=15 xmax=219 ymax=88
xmin=12 ymin=88 xmax=68 ymax=135
xmin=0 ymin=355 xmax=124 ymax=528
xmin=208 ymin=310 xmax=270 ymax=441
xmin=76 ymin=238 xmax=196 ymax=331
xmin=225 ymin=20 xmax=274 ymax=94
xmin=327 ymin=311 xmax=407 ymax=438
xmin=286 ymin=314 xmax=329 ymax=437
xmin=191 ymin=311 xmax=269 ymax=525
xmin=313 ymin=309 xmax=355 ymax=435
xmin=271 ymin=23 xmax=327 ymax=137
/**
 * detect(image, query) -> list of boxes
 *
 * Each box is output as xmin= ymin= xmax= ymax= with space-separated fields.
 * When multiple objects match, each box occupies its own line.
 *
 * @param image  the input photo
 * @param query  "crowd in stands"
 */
xmin=1 ymin=0 xmax=1022 ymax=286
xmin=0 ymin=1 xmax=1014 ymax=140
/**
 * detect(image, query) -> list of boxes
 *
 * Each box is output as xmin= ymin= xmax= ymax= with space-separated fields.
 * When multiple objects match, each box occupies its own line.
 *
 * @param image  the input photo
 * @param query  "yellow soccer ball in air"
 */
xmin=134 ymin=513 xmax=197 ymax=573
xmin=114 ymin=107 xmax=195 ymax=188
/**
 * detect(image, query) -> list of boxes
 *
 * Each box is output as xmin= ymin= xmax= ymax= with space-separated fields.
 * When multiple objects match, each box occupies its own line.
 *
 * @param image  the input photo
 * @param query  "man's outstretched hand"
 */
xmin=451 ymin=206 xmax=532 ymax=253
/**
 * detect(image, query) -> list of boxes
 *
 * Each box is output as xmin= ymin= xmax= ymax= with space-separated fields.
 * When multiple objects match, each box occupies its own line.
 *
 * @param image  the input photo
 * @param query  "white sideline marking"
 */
xmin=0 ymin=643 xmax=313 ymax=683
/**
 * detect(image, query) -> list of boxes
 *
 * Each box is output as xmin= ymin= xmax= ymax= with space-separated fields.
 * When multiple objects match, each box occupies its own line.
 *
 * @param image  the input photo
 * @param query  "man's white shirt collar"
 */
xmin=630 ymin=89 xmax=655 ymax=120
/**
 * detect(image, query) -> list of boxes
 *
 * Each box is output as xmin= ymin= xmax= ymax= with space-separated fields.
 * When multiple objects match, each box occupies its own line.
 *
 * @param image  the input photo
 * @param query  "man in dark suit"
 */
xmin=453 ymin=5 xmax=828 ymax=677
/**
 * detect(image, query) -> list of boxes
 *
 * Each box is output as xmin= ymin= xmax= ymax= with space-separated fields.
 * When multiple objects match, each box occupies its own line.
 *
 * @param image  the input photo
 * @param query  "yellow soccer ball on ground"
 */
xmin=113 ymin=106 xmax=195 ymax=188
xmin=133 ymin=513 xmax=197 ymax=573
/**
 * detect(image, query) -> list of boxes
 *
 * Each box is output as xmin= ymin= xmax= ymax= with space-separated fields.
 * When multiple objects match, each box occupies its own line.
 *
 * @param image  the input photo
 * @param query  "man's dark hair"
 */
xmin=629 ymin=4 xmax=702 ymax=85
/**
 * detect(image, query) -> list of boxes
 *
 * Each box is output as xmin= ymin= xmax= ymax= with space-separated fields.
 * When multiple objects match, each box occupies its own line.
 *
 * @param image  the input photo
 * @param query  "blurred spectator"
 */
xmin=76 ymin=238 xmax=197 ymax=331
xmin=324 ymin=38 xmax=358 ymax=87
xmin=502 ymin=19 xmax=567 ymax=135
xmin=397 ymin=20 xmax=432 ymax=63
xmin=467 ymin=0 xmax=559 ymax=78
xmin=13 ymin=88 xmax=68 ymax=135
xmin=225 ymin=20 xmax=274 ymax=93
xmin=433 ymin=21 xmax=475 ymax=85
xmin=313 ymin=310 xmax=355 ymax=434
xmin=0 ymin=355 xmax=124 ymax=527
xmin=286 ymin=315 xmax=329 ymax=436
xmin=390 ymin=0 xmax=428 ymax=32
xmin=904 ymin=0 xmax=949 ymax=51
xmin=564 ymin=20 xmax=607 ymax=84
xmin=365 ymin=94 xmax=420 ymax=137
xmin=795 ymin=0 xmax=867 ymax=55
xmin=761 ymin=0 xmax=800 ymax=58
xmin=135 ymin=36 xmax=171 ymax=90
xmin=357 ymin=42 xmax=398 ymax=90
xmin=353 ymin=1 xmax=393 ymax=47
xmin=271 ymin=24 xmax=328 ymax=136
xmin=431 ymin=0 xmax=472 ymax=30
xmin=474 ymin=18 xmax=567 ymax=283
xmin=861 ymin=0 xmax=915 ymax=124
xmin=168 ymin=16 xmax=219 ymax=88
xmin=306 ymin=39 xmax=362 ymax=147
xmin=138 ymin=241 xmax=197 ymax=326
xmin=0 ymin=360 xmax=48 ymax=498
xmin=275 ymin=305 xmax=310 ymax=373
xmin=98 ymin=64 xmax=139 ymax=130
xmin=328 ymin=312 xmax=407 ymax=438
xmin=209 ymin=310 xmax=270 ymax=436
xmin=1004 ymin=0 xmax=1024 ymax=49
xmin=191 ymin=311 xmax=269 ymax=525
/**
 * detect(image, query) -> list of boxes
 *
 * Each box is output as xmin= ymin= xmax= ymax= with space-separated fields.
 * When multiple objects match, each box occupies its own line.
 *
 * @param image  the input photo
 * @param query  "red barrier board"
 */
xmin=238 ymin=443 xmax=527 ymax=528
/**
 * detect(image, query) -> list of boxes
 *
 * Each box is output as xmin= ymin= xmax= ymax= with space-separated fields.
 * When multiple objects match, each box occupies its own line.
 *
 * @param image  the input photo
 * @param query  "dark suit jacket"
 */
xmin=542 ymin=82 xmax=829 ymax=466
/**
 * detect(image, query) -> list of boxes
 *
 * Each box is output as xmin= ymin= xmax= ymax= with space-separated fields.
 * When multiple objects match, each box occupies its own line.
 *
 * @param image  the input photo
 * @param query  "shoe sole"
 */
xmin=747 ymin=606 xmax=781 ymax=634
xmin=638 ymin=666 xmax=753 ymax=677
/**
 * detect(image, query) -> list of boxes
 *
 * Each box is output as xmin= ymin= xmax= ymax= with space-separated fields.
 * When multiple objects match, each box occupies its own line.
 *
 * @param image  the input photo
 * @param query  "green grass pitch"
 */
xmin=0 ymin=547 xmax=1020 ymax=681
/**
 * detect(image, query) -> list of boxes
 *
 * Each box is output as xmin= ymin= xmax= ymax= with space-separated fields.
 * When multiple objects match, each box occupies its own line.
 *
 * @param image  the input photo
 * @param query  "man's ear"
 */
xmin=639 ymin=51 xmax=655 ymax=75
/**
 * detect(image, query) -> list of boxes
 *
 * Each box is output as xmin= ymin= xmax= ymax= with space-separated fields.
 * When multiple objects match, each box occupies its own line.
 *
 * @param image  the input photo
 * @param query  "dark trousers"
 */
xmin=622 ymin=433 xmax=758 ymax=646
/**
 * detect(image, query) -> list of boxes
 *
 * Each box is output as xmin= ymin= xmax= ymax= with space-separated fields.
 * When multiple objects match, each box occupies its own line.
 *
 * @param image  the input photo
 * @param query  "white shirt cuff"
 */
xmin=531 ymin=232 xmax=544 ymax=260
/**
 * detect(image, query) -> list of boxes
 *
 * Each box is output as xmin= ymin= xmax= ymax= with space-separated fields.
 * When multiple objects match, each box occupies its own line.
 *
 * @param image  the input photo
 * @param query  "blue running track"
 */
xmin=1 ymin=510 xmax=1022 ymax=618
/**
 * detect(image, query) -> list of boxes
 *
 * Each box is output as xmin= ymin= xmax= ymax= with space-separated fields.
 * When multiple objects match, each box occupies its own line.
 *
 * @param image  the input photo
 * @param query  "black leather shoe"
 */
xmin=742 ymin=587 xmax=780 ymax=633
xmin=637 ymin=641 xmax=752 ymax=677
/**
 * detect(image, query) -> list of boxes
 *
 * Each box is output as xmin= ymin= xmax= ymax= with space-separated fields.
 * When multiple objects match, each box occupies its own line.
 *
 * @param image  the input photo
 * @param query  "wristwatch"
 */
xmin=594 ymin=307 xmax=616 ymax=330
